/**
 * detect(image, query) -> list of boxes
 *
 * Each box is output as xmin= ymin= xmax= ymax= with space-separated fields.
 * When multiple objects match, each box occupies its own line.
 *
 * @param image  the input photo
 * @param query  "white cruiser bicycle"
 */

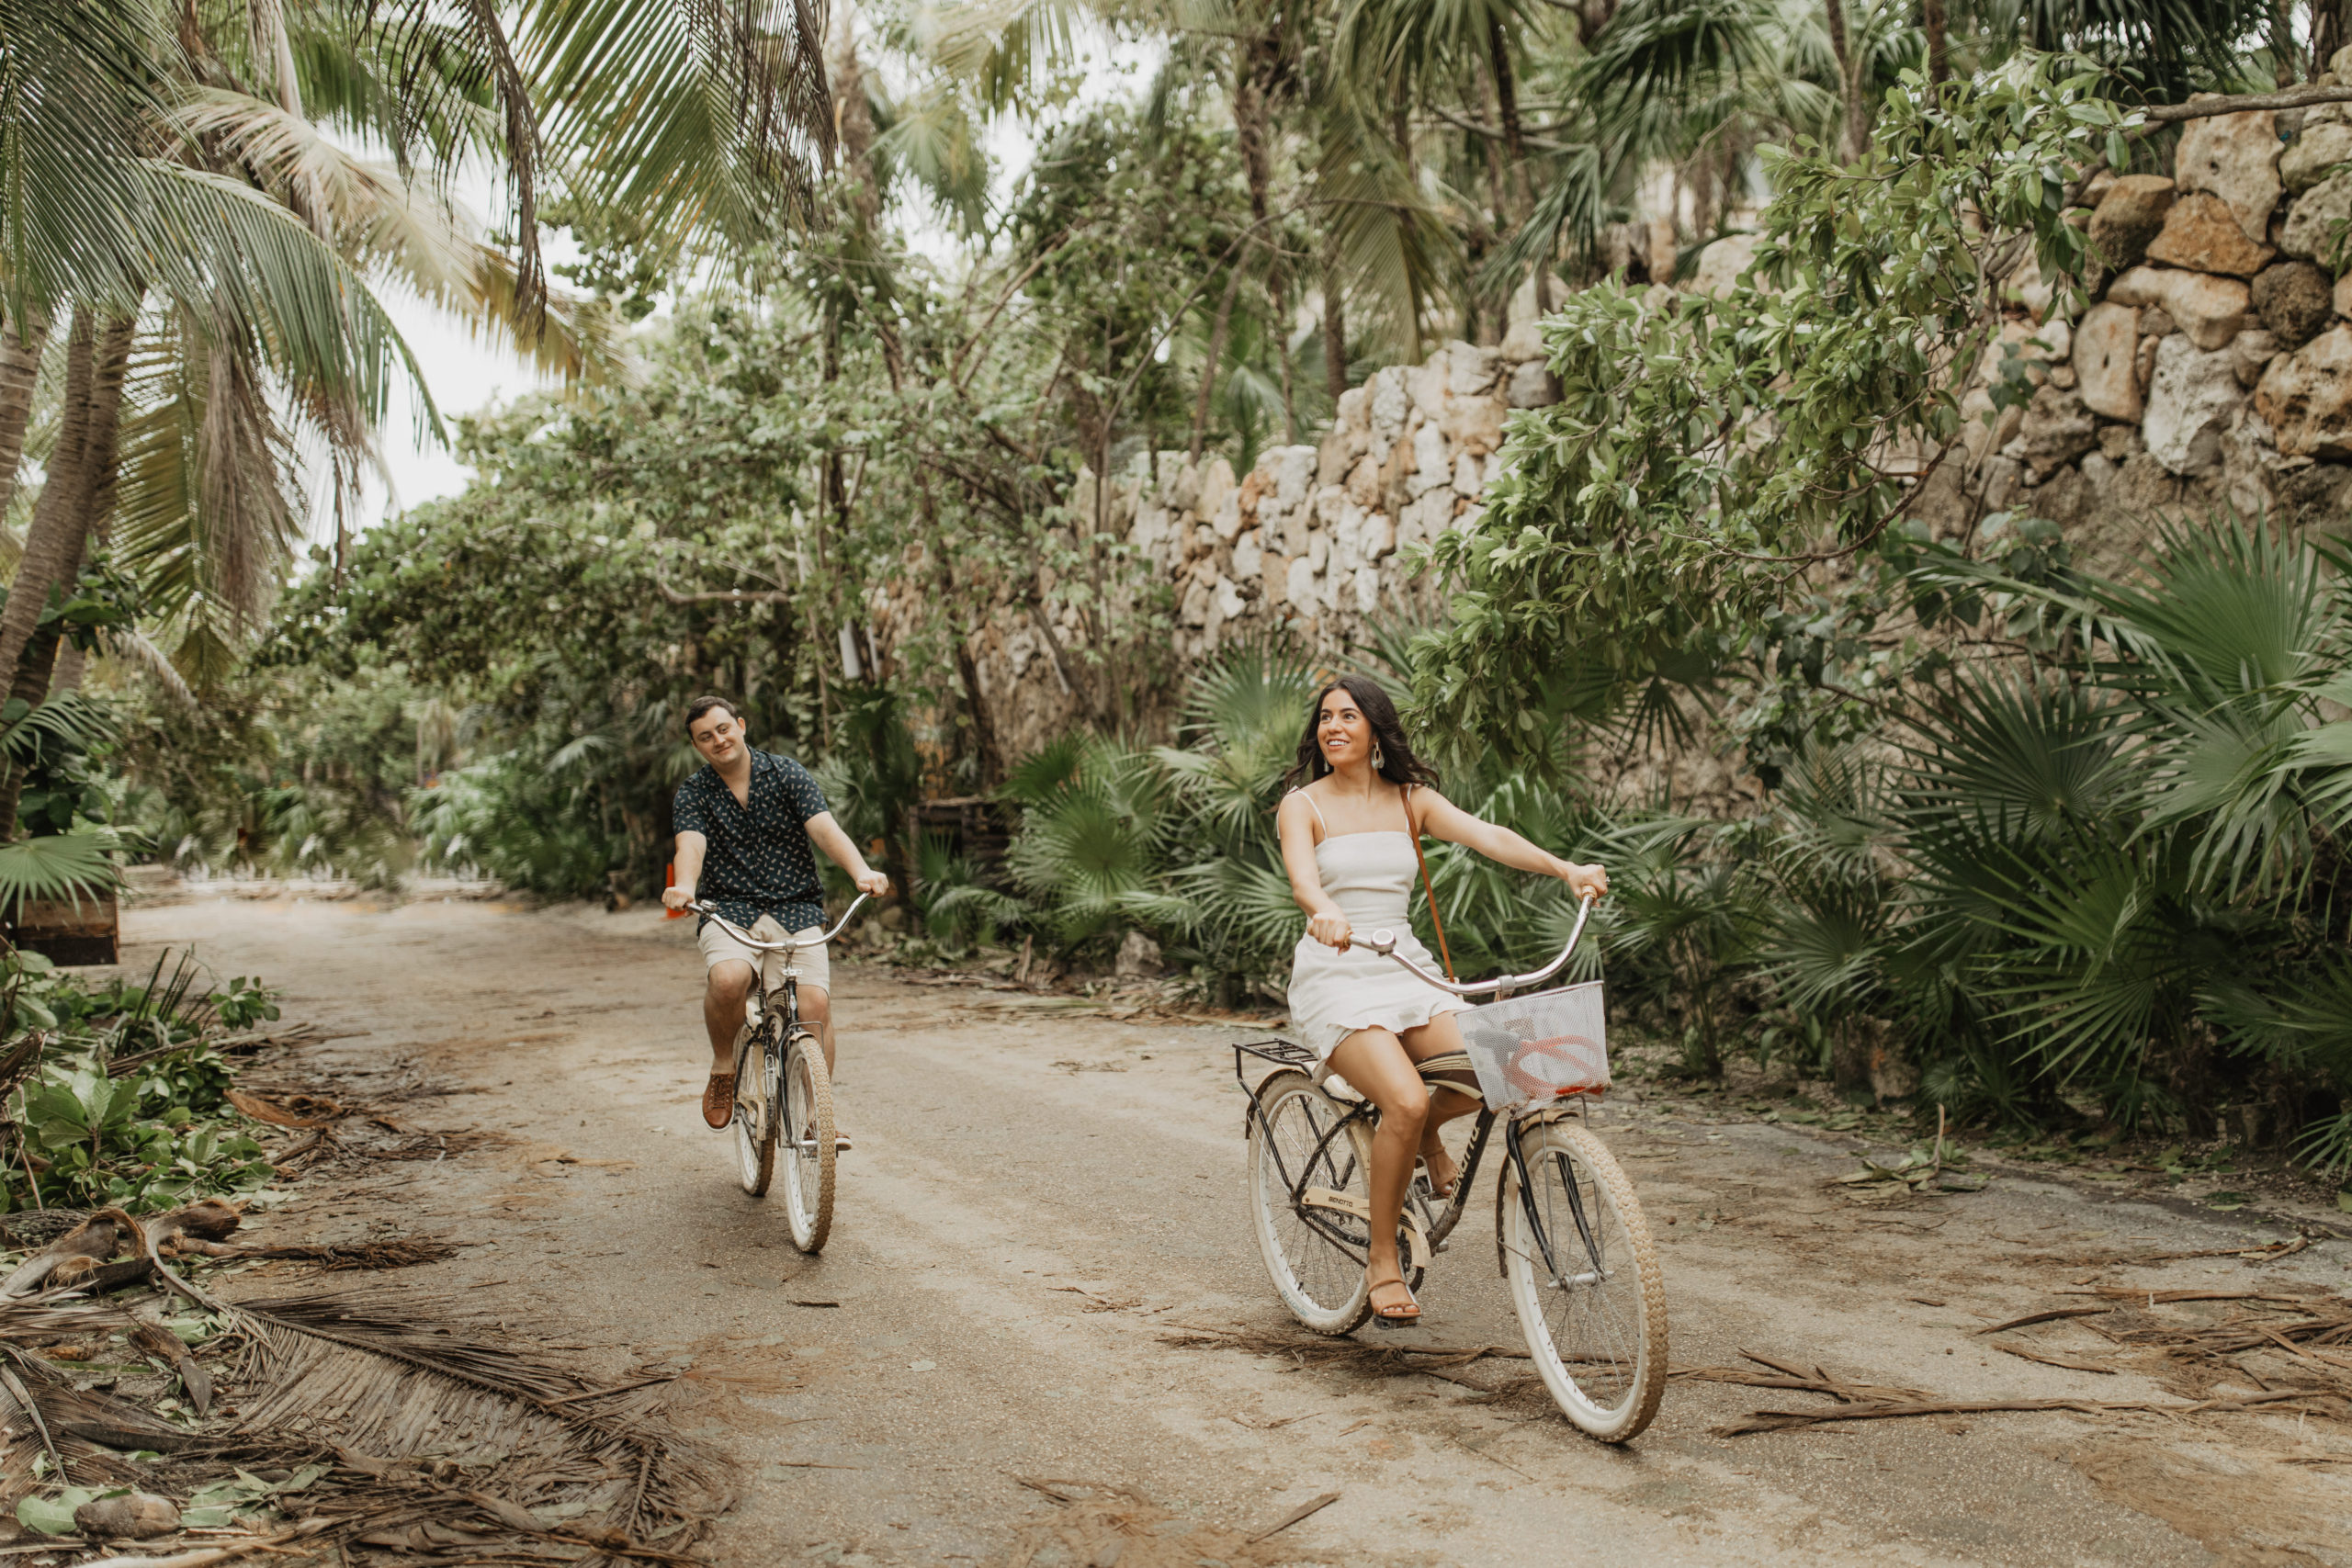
xmin=1234 ymin=895 xmax=1669 ymax=1441
xmin=689 ymin=894 xmax=868 ymax=1253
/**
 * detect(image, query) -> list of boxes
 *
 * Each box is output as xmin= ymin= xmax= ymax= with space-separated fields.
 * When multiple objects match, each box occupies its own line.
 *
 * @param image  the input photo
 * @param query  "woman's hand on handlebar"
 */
xmin=1306 ymin=909 xmax=1353 ymax=951
xmin=1559 ymin=861 xmax=1610 ymax=902
xmin=854 ymin=870 xmax=890 ymax=898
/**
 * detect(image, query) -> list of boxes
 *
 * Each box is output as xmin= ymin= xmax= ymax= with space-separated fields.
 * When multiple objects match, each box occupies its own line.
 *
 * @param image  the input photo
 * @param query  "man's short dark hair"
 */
xmin=684 ymin=694 xmax=741 ymax=733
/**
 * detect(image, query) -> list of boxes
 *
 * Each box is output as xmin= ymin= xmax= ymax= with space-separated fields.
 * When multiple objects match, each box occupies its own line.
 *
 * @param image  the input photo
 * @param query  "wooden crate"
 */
xmin=9 ymin=892 xmax=119 ymax=966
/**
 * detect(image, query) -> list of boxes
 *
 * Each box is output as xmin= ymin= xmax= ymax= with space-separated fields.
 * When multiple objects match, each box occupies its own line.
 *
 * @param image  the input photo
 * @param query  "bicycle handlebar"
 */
xmin=1357 ymin=893 xmax=1598 ymax=998
xmin=686 ymin=892 xmax=871 ymax=953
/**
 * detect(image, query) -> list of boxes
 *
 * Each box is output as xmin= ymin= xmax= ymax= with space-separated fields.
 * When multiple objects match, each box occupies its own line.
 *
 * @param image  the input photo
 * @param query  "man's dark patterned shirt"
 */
xmin=671 ymin=750 xmax=831 ymax=934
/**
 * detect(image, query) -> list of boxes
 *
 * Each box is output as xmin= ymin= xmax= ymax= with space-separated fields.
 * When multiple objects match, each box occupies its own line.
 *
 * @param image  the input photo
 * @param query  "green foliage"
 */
xmin=1417 ymin=54 xmax=2132 ymax=760
xmin=0 ymin=949 xmax=280 ymax=1213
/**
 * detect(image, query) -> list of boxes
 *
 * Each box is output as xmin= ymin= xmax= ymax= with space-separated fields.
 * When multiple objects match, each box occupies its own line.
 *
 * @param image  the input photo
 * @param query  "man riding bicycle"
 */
xmin=661 ymin=695 xmax=890 ymax=1132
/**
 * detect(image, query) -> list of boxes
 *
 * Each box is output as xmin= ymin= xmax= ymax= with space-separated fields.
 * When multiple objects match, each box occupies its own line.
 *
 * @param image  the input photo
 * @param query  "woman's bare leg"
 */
xmin=1326 ymin=1027 xmax=1430 ymax=1314
xmin=1399 ymin=1012 xmax=1482 ymax=1195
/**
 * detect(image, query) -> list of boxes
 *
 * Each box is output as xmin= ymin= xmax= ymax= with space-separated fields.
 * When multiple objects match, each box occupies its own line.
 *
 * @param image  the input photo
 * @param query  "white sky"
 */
xmin=358 ymin=30 xmax=1156 ymax=536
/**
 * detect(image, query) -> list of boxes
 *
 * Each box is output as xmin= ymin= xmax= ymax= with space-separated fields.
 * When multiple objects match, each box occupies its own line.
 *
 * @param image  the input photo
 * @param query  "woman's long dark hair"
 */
xmin=1283 ymin=674 xmax=1441 ymax=792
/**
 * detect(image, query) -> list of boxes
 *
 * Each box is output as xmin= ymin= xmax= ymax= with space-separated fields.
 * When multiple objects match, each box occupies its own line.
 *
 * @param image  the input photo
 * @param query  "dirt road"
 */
xmin=120 ymin=896 xmax=2352 ymax=1566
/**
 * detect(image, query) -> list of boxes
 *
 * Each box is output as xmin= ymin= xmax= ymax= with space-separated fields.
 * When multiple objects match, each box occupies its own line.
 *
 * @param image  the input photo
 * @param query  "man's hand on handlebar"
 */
xmin=1306 ymin=909 xmax=1352 ymax=952
xmin=662 ymin=883 xmax=697 ymax=912
xmin=854 ymin=870 xmax=890 ymax=898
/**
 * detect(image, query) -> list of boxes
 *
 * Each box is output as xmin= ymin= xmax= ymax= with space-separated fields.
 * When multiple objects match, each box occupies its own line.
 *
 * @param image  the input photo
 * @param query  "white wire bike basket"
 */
xmin=1454 ymin=980 xmax=1610 ymax=1114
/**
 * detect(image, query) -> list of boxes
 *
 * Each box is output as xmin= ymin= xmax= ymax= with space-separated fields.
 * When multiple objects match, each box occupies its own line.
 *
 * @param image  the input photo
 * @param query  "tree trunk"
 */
xmin=0 ymin=316 xmax=130 ymax=840
xmin=0 ymin=313 xmax=51 ymax=522
xmin=1321 ymin=228 xmax=1348 ymax=400
xmin=9 ymin=319 xmax=131 ymax=709
xmin=1923 ymin=0 xmax=1951 ymax=85
xmin=1822 ymin=0 xmax=1866 ymax=161
xmin=1190 ymin=260 xmax=1248 ymax=462
xmin=1487 ymin=16 xmax=1531 ymax=224
xmin=0 ymin=316 xmax=96 ymax=705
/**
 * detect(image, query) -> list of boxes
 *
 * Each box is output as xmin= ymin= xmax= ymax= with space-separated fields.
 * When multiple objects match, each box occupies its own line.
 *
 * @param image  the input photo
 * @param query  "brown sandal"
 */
xmin=1370 ymin=1279 xmax=1421 ymax=1327
xmin=701 ymin=1073 xmax=736 ymax=1130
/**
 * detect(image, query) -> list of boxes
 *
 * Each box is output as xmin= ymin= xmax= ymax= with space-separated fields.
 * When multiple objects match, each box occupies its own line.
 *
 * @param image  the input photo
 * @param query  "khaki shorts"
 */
xmin=696 ymin=915 xmax=830 ymax=995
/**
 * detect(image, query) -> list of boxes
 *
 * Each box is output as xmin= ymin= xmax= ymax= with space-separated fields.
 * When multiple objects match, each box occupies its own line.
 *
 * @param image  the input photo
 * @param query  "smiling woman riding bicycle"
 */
xmin=1278 ymin=674 xmax=1608 ymax=1327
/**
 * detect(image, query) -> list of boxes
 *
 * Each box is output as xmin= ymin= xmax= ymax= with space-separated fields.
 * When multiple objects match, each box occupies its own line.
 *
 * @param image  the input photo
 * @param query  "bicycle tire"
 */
xmin=731 ymin=1018 xmax=779 ymax=1197
xmin=780 ymin=1030 xmax=835 ymax=1253
xmin=1498 ymin=1118 xmax=1668 ymax=1441
xmin=1247 ymin=1071 xmax=1422 ymax=1336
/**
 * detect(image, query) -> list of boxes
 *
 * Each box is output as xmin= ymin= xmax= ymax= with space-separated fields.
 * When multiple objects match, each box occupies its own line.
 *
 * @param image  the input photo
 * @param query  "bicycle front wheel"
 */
xmin=1498 ymin=1118 xmax=1668 ymax=1441
xmin=731 ymin=1019 xmax=779 ymax=1197
xmin=780 ymin=1031 xmax=835 ymax=1253
xmin=1248 ymin=1071 xmax=1421 ymax=1336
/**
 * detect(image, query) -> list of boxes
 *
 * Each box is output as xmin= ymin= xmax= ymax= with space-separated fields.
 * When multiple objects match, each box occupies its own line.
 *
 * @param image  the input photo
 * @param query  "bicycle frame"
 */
xmin=1235 ymin=891 xmax=1610 ymax=1284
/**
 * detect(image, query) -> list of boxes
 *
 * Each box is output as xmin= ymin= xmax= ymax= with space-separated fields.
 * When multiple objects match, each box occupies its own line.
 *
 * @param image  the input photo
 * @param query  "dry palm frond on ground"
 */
xmin=0 ymin=1207 xmax=734 ymax=1567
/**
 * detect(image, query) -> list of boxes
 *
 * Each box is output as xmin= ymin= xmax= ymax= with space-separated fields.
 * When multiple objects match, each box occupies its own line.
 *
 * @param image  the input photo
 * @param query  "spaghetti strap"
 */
xmin=1286 ymin=787 xmax=1329 ymax=835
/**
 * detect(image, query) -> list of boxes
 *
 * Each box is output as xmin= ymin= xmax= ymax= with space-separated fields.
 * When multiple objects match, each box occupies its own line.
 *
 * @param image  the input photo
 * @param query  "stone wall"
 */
xmin=875 ymin=318 xmax=1563 ymax=763
xmin=1922 ymin=84 xmax=2352 ymax=550
xmin=880 ymin=85 xmax=2352 ymax=767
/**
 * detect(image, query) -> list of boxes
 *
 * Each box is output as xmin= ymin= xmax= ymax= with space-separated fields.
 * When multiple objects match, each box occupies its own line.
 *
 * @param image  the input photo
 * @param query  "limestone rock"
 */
xmin=2086 ymin=175 xmax=2176 ymax=276
xmin=1506 ymin=271 xmax=1572 ymax=325
xmin=1231 ymin=529 xmax=1262 ymax=582
xmin=2007 ymin=253 xmax=2052 ymax=322
xmin=1687 ymin=232 xmax=1761 ymax=299
xmin=1283 ymin=554 xmax=1317 ymax=612
xmin=1449 ymin=341 xmax=1501 ymax=397
xmin=1507 ymin=359 xmax=1557 ymax=409
xmin=2280 ymin=169 xmax=2352 ymax=262
xmin=2175 ymin=108 xmax=2282 ymax=247
xmin=1269 ymin=446 xmax=1317 ymax=510
xmin=2253 ymin=260 xmax=2335 ymax=345
xmin=1336 ymin=386 xmax=1369 ymax=433
xmin=2231 ymin=328 xmax=2282 ymax=387
xmin=1368 ymin=368 xmax=1410 ymax=446
xmin=2282 ymin=118 xmax=2352 ymax=194
xmin=2144 ymin=334 xmax=2245 ymax=473
xmin=2014 ymin=383 xmax=2098 ymax=478
xmin=2075 ymin=302 xmax=2142 ymax=421
xmin=1410 ymin=356 xmax=1450 ymax=420
xmin=1351 ymin=565 xmax=1380 ymax=615
xmin=1213 ymin=575 xmax=1245 ymax=626
xmin=2256 ymin=324 xmax=2352 ymax=459
xmin=1501 ymin=318 xmax=1545 ymax=363
xmin=1193 ymin=457 xmax=1234 ymax=524
xmin=2145 ymin=192 xmax=2277 ymax=276
xmin=1440 ymin=394 xmax=1506 ymax=454
xmin=2337 ymin=270 xmax=2352 ymax=320
xmin=1115 ymin=929 xmax=1163 ymax=977
xmin=2108 ymin=266 xmax=2251 ymax=349
xmin=1345 ymin=453 xmax=1380 ymax=508
xmin=1453 ymin=450 xmax=1484 ymax=497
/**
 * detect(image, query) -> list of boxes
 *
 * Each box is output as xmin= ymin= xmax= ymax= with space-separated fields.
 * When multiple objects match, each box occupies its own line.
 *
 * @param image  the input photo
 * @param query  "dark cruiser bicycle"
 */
xmin=1234 ymin=893 xmax=1669 ymax=1442
xmin=689 ymin=894 xmax=869 ymax=1254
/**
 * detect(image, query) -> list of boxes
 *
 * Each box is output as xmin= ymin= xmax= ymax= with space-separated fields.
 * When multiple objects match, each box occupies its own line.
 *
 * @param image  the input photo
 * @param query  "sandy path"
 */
xmin=119 ymin=897 xmax=2352 ymax=1566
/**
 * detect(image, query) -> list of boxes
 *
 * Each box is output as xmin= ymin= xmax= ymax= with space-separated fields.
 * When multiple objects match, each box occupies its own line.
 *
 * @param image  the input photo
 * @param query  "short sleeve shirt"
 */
xmin=671 ymin=750 xmax=831 ymax=935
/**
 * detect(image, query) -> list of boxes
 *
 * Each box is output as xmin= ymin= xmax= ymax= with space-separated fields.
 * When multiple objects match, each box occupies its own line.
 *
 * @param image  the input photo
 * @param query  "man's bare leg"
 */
xmin=704 ymin=961 xmax=755 ymax=1077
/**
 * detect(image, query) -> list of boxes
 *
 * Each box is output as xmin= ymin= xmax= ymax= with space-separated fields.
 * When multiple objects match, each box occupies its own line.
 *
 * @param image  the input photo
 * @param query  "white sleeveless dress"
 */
xmin=1285 ymin=801 xmax=1467 ymax=1063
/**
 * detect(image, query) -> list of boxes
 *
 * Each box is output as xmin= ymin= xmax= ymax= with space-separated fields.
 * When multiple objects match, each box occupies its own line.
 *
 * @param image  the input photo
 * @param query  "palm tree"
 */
xmin=0 ymin=0 xmax=841 ymax=853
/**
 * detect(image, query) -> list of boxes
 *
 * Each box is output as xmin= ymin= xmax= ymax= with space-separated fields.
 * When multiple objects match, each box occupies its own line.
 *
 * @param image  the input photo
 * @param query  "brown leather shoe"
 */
xmin=701 ymin=1073 xmax=736 ymax=1130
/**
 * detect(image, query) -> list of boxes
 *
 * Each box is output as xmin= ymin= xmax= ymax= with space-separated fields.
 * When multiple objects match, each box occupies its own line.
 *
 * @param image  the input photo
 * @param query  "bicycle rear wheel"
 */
xmin=780 ymin=1031 xmax=835 ymax=1253
xmin=1498 ymin=1118 xmax=1668 ymax=1441
xmin=731 ymin=1019 xmax=779 ymax=1197
xmin=1247 ymin=1071 xmax=1421 ymax=1336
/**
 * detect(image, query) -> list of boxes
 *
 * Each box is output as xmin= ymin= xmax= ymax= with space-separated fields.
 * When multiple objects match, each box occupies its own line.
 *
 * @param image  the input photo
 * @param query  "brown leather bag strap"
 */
xmin=1404 ymin=784 xmax=1456 ymax=982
